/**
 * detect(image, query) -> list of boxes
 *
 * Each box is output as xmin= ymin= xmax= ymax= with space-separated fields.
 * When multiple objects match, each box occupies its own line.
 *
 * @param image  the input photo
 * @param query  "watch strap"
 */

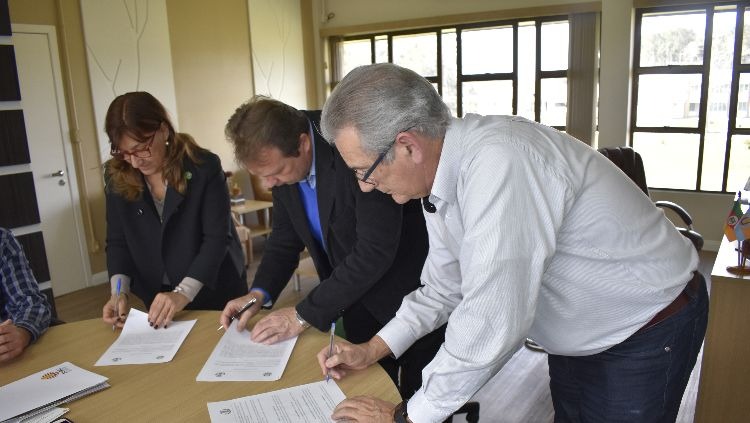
xmin=295 ymin=310 xmax=311 ymax=329
xmin=393 ymin=401 xmax=408 ymax=423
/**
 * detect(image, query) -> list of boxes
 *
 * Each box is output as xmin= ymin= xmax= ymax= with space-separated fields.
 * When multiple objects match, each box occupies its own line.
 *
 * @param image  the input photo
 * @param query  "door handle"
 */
xmin=49 ymin=170 xmax=65 ymax=177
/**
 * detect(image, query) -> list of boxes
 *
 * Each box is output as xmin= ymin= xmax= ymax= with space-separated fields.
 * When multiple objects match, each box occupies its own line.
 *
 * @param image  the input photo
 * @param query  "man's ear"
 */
xmin=298 ymin=133 xmax=311 ymax=155
xmin=397 ymin=132 xmax=424 ymax=164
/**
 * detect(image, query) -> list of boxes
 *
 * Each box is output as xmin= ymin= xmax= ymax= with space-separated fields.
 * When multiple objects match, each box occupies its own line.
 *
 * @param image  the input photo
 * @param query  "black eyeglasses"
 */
xmin=354 ymin=127 xmax=414 ymax=185
xmin=110 ymin=132 xmax=157 ymax=159
xmin=354 ymin=141 xmax=395 ymax=185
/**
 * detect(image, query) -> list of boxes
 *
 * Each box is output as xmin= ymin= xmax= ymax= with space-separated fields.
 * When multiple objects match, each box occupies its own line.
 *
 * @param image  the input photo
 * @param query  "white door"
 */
xmin=12 ymin=25 xmax=90 ymax=295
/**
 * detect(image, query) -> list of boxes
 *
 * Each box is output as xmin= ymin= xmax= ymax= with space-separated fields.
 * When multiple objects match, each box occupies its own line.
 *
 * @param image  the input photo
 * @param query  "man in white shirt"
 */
xmin=316 ymin=63 xmax=708 ymax=423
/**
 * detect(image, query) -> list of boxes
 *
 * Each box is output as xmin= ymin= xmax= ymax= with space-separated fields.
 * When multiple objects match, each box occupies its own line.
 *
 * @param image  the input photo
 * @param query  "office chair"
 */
xmin=444 ymin=402 xmax=480 ymax=423
xmin=41 ymin=289 xmax=65 ymax=326
xmin=598 ymin=146 xmax=703 ymax=251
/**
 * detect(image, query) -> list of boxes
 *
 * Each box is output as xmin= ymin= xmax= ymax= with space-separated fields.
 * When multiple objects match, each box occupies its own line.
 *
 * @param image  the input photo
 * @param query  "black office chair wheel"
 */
xmin=443 ymin=401 xmax=480 ymax=423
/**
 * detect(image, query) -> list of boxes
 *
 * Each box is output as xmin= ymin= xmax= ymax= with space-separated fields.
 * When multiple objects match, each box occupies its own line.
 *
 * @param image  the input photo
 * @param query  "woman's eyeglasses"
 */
xmin=110 ymin=132 xmax=157 ymax=159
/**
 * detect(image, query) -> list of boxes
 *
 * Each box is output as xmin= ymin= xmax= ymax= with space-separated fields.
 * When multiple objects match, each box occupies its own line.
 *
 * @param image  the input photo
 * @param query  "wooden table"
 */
xmin=0 ymin=310 xmax=400 ymax=422
xmin=694 ymin=238 xmax=750 ymax=422
xmin=231 ymin=199 xmax=273 ymax=238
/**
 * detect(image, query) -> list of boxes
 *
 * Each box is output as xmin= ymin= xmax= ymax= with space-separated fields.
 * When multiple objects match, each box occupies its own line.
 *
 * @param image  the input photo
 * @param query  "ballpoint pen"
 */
xmin=325 ymin=321 xmax=336 ymax=382
xmin=112 ymin=278 xmax=121 ymax=332
xmin=217 ymin=297 xmax=257 ymax=331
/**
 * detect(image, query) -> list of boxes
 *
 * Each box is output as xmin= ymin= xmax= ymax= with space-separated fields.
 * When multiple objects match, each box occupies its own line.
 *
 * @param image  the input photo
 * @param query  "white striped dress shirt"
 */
xmin=377 ymin=115 xmax=698 ymax=423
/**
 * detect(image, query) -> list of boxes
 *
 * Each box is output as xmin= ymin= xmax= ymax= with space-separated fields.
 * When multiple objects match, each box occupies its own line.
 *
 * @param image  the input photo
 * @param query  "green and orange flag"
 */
xmin=724 ymin=193 xmax=750 ymax=241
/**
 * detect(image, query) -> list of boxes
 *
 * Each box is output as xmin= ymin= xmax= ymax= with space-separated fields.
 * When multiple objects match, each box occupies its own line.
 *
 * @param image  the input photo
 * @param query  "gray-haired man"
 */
xmin=317 ymin=63 xmax=707 ymax=423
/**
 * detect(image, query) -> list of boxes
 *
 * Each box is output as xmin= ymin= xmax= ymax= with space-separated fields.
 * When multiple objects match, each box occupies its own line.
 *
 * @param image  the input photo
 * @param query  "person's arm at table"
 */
xmin=0 ymin=320 xmax=32 ymax=363
xmin=295 ymin=155 xmax=405 ymax=332
xmin=103 ymin=181 xmax=137 ymax=327
xmin=0 ymin=230 xmax=51 ymax=361
xmin=317 ymin=335 xmax=392 ymax=379
xmin=221 ymin=188 xmax=305 ymax=333
xmin=317 ymin=336 xmax=402 ymax=422
xmin=102 ymin=275 xmax=130 ymax=328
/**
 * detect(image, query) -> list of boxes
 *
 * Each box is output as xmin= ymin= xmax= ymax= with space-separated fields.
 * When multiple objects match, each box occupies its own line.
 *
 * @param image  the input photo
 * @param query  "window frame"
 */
xmin=631 ymin=2 xmax=750 ymax=193
xmin=335 ymin=15 xmax=569 ymax=131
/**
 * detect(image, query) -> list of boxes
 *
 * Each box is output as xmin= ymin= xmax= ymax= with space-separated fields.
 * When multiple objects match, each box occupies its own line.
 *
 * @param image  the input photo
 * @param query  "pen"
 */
xmin=325 ymin=321 xmax=335 ymax=382
xmin=112 ymin=278 xmax=121 ymax=332
xmin=217 ymin=297 xmax=257 ymax=331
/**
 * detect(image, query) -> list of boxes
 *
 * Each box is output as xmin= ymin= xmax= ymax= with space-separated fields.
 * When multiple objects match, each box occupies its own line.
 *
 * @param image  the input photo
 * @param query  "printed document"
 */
xmin=0 ymin=362 xmax=108 ymax=422
xmin=196 ymin=320 xmax=297 ymax=381
xmin=207 ymin=380 xmax=345 ymax=423
xmin=95 ymin=308 xmax=196 ymax=366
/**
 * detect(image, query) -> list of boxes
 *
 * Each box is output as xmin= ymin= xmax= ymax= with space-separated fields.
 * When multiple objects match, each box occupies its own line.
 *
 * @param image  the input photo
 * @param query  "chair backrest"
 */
xmin=249 ymin=174 xmax=273 ymax=227
xmin=598 ymin=146 xmax=649 ymax=196
xmin=250 ymin=174 xmax=273 ymax=202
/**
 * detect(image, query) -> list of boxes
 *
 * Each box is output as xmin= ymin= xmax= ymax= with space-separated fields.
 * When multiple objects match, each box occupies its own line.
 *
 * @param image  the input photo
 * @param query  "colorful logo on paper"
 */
xmin=40 ymin=366 xmax=72 ymax=380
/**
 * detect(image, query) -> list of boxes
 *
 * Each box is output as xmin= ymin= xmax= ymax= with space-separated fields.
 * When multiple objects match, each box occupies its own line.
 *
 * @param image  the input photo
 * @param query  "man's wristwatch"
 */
xmin=393 ymin=401 xmax=410 ymax=423
xmin=295 ymin=311 xmax=311 ymax=329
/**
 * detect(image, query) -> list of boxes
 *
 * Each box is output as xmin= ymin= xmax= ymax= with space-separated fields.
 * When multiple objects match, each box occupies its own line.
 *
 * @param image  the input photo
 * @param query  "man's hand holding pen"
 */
xmin=316 ymin=336 xmax=392 ymax=381
xmin=219 ymin=292 xmax=264 ymax=332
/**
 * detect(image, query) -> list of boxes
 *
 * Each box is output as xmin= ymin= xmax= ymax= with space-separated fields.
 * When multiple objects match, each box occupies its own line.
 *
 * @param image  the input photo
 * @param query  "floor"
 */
xmin=53 ymin=239 xmax=716 ymax=423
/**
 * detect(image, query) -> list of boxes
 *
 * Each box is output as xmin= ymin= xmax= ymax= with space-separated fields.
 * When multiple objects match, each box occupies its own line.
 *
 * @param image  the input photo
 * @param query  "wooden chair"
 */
xmin=231 ymin=210 xmax=253 ymax=266
xmin=293 ymin=249 xmax=317 ymax=291
xmin=250 ymin=174 xmax=273 ymax=227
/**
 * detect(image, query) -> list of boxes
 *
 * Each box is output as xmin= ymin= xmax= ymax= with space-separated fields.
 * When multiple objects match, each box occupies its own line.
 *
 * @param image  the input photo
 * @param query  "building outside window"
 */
xmin=632 ymin=2 xmax=750 ymax=193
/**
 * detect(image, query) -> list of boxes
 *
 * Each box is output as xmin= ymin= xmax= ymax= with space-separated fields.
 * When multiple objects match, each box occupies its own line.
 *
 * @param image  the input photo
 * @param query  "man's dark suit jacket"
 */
xmin=106 ymin=149 xmax=246 ymax=310
xmin=252 ymin=111 xmax=429 ymax=331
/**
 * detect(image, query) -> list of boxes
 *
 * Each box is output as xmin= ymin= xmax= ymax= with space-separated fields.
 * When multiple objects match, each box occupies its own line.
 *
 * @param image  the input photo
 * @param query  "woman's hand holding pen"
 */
xmin=148 ymin=291 xmax=190 ymax=329
xmin=220 ymin=292 xmax=264 ymax=332
xmin=102 ymin=293 xmax=130 ymax=329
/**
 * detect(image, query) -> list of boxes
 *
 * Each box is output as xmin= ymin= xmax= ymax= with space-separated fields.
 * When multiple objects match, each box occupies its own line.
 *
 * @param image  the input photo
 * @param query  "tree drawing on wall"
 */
xmin=252 ymin=0 xmax=291 ymax=99
xmin=86 ymin=0 xmax=150 ymax=96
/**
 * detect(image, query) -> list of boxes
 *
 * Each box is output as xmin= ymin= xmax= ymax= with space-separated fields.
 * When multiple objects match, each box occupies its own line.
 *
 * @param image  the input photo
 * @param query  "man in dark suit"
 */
xmin=220 ymin=96 xmax=444 ymax=397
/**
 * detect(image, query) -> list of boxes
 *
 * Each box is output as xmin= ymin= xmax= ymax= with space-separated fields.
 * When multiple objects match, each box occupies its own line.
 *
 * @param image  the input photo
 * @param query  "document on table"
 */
xmin=207 ymin=380 xmax=345 ymax=423
xmin=196 ymin=320 xmax=297 ymax=381
xmin=0 ymin=362 xmax=108 ymax=423
xmin=19 ymin=407 xmax=68 ymax=423
xmin=95 ymin=308 xmax=196 ymax=366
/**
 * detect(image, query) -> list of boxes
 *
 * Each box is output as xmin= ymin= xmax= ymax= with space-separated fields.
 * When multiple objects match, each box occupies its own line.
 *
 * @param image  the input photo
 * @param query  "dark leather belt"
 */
xmin=637 ymin=273 xmax=699 ymax=334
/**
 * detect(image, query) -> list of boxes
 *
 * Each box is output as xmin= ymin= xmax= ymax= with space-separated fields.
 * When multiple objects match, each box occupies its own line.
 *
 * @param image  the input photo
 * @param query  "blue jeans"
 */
xmin=548 ymin=272 xmax=708 ymax=423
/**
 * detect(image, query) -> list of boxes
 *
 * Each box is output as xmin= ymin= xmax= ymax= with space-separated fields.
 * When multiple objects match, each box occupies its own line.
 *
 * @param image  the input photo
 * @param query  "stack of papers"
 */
xmin=0 ymin=362 xmax=108 ymax=423
xmin=95 ymin=308 xmax=196 ymax=366
xmin=196 ymin=320 xmax=297 ymax=381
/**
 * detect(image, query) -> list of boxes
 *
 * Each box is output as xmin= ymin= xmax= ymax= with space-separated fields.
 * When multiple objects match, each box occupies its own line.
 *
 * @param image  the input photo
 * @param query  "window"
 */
xmin=335 ymin=17 xmax=569 ymax=130
xmin=632 ymin=3 xmax=750 ymax=192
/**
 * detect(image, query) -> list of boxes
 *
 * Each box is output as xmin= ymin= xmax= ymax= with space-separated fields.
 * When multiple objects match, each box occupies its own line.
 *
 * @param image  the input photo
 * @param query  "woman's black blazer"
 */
xmin=105 ymin=150 xmax=246 ymax=310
